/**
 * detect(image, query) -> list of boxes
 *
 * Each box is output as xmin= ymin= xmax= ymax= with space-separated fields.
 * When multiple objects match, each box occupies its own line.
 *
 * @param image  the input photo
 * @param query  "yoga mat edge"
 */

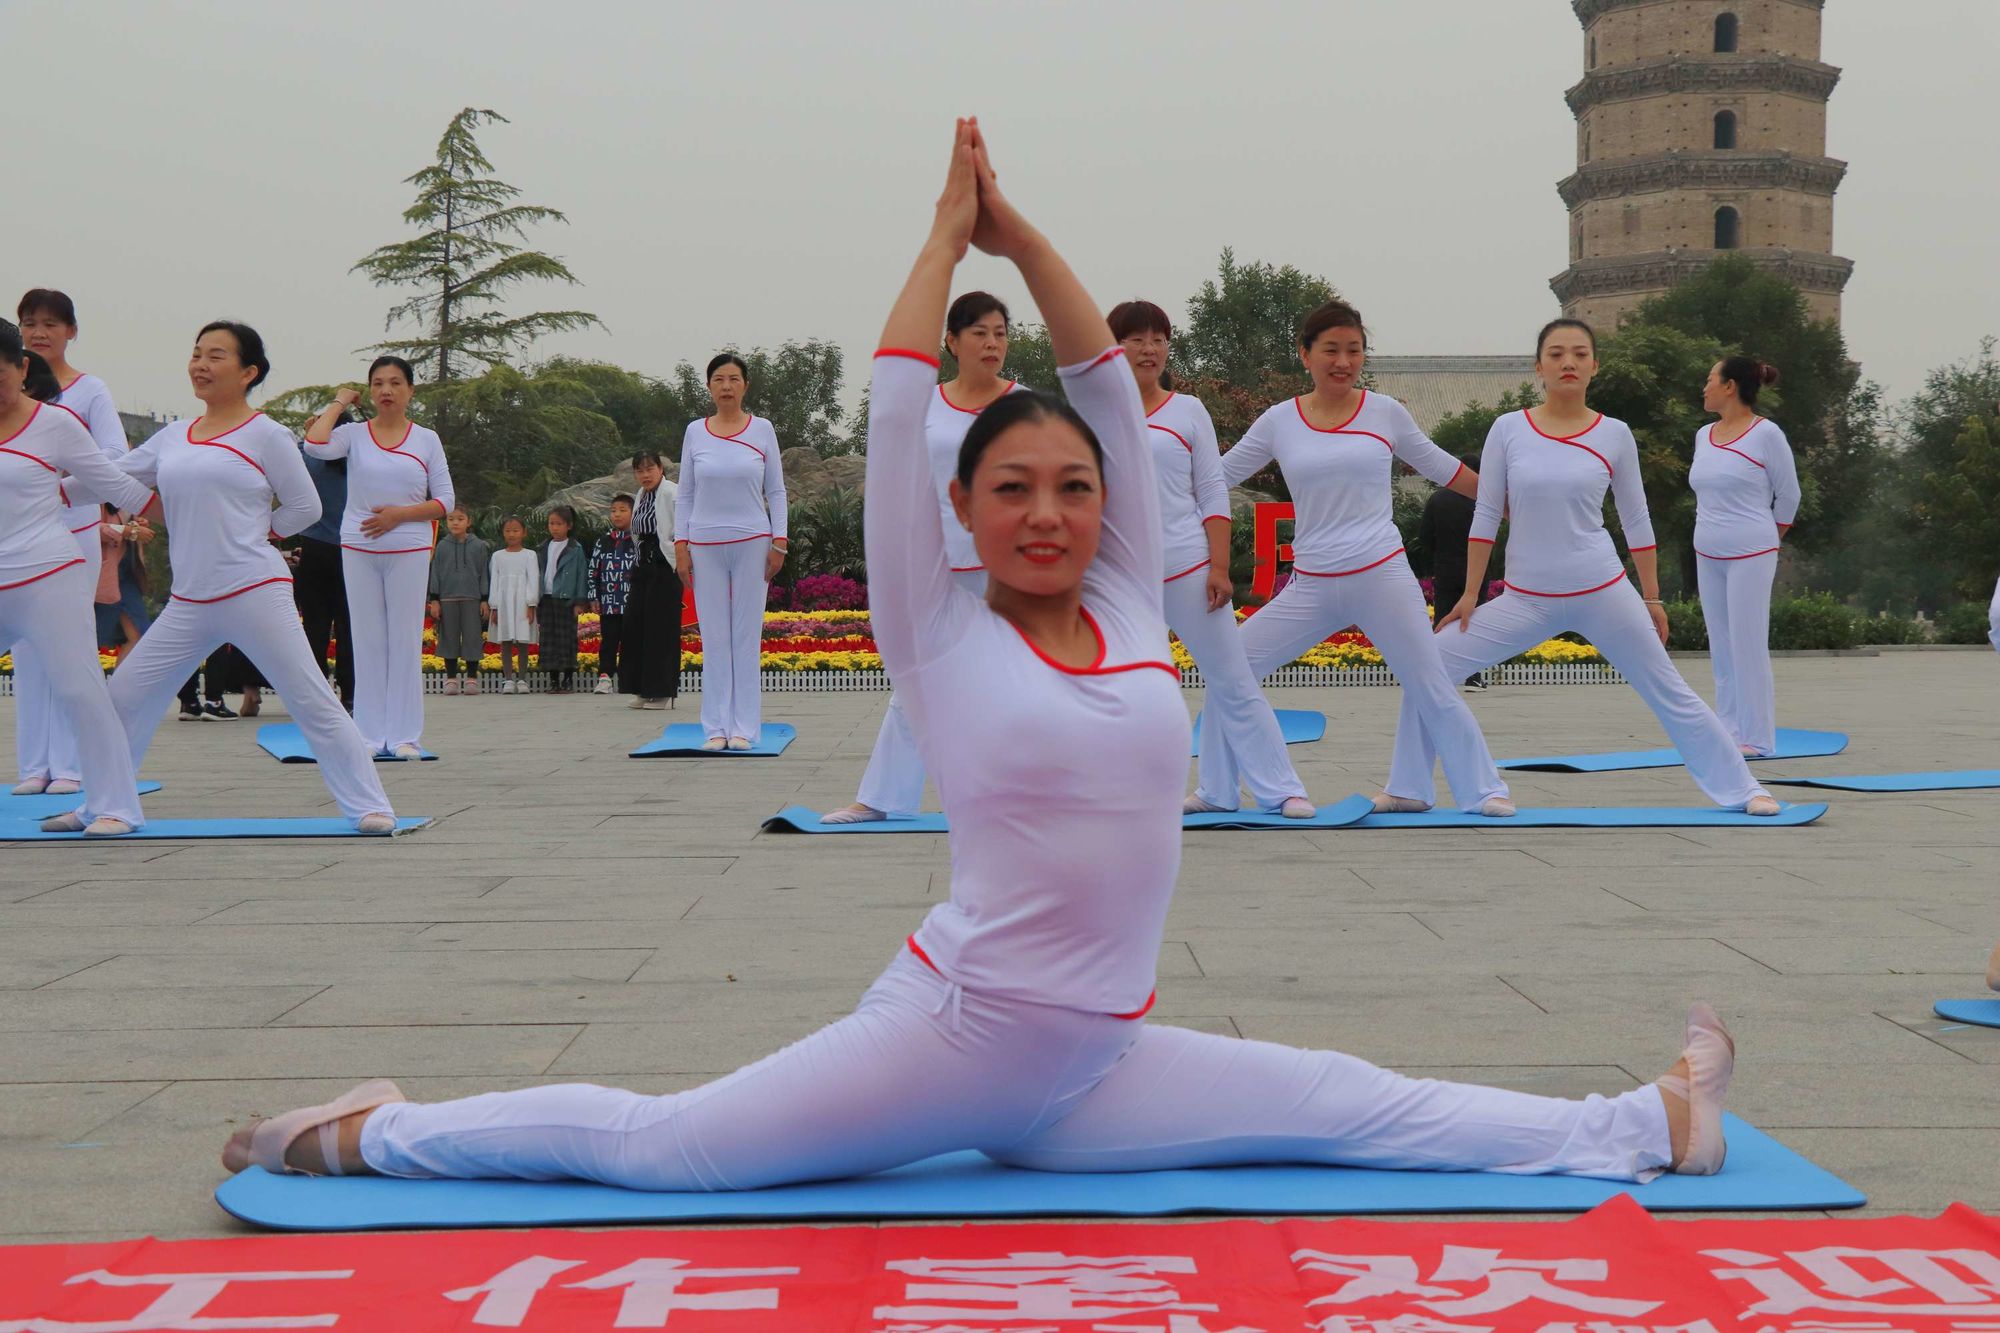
xmin=0 ymin=816 xmax=433 ymax=841
xmin=211 ymin=1115 xmax=1859 ymax=1231
xmin=1355 ymin=802 xmax=1826 ymax=829
xmin=632 ymin=723 xmax=797 ymax=758
xmin=257 ymin=724 xmax=438 ymax=763
xmin=762 ymin=794 xmax=1376 ymax=834
xmin=1499 ymin=727 xmax=1848 ymax=773
xmin=1933 ymin=998 xmax=2000 ymax=1028
xmin=1766 ymin=770 xmax=2000 ymax=792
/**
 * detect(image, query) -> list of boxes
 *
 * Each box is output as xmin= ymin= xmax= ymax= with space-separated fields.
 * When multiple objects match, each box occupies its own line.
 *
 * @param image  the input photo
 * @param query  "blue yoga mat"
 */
xmin=0 ymin=816 xmax=432 ymax=841
xmin=1766 ymin=770 xmax=2000 ymax=792
xmin=1 ymin=782 xmax=162 ymax=816
xmin=763 ymin=794 xmax=1376 ymax=835
xmin=212 ymin=1114 xmax=1858 ymax=1231
xmin=1356 ymin=802 xmax=1826 ymax=829
xmin=1933 ymin=998 xmax=2000 ymax=1028
xmin=258 ymin=724 xmax=437 ymax=764
xmin=631 ymin=723 xmax=796 ymax=758
xmin=1190 ymin=708 xmax=1325 ymax=757
xmin=1498 ymin=727 xmax=1848 ymax=773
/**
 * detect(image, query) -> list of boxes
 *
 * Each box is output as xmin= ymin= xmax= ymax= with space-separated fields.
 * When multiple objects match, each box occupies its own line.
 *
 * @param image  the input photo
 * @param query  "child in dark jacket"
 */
xmin=427 ymin=507 xmax=491 ymax=695
xmin=537 ymin=505 xmax=591 ymax=694
xmin=588 ymin=494 xmax=638 ymax=694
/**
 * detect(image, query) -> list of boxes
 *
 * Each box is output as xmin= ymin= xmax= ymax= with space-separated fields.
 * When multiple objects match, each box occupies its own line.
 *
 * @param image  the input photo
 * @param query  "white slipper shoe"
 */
xmin=223 ymin=1079 xmax=407 ymax=1176
xmin=1658 ymin=1001 xmax=1734 ymax=1175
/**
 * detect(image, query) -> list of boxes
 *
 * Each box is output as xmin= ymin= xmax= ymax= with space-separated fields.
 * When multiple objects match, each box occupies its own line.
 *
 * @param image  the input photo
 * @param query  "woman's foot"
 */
xmin=701 ymin=737 xmax=728 ymax=752
xmin=1371 ymin=793 xmax=1432 ymax=814
xmin=443 ymin=678 xmax=461 ymax=696
xmin=84 ymin=817 xmax=134 ymax=837
xmin=1478 ymin=795 xmax=1517 ymax=818
xmin=240 ymin=689 xmax=262 ymax=717
xmin=1739 ymin=743 xmax=1760 ymax=756
xmin=11 ymin=778 xmax=48 ymax=796
xmin=1278 ymin=796 xmax=1317 ymax=820
xmin=727 ymin=737 xmax=754 ymax=751
xmin=640 ymin=698 xmax=669 ymax=710
xmin=1744 ymin=794 xmax=1781 ymax=817
xmin=221 ymin=1079 xmax=406 ymax=1176
xmin=1986 ymin=939 xmax=2000 ymax=991
xmin=1183 ymin=794 xmax=1235 ymax=815
xmin=391 ymin=743 xmax=423 ymax=761
xmin=821 ymin=803 xmax=887 ymax=825
xmin=462 ymin=678 xmax=481 ymax=696
xmin=1656 ymin=1001 xmax=1734 ymax=1175
xmin=38 ymin=812 xmax=84 ymax=833
xmin=356 ymin=813 xmax=398 ymax=835
xmin=46 ymin=779 xmax=82 ymax=796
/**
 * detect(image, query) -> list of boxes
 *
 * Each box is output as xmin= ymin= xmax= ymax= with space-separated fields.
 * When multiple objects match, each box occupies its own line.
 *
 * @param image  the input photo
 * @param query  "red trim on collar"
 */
xmin=1294 ymin=391 xmax=1367 ymax=434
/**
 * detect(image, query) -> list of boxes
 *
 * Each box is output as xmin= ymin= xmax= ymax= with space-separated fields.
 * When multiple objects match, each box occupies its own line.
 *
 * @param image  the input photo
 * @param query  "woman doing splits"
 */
xmin=1390 ymin=319 xmax=1781 ymax=816
xmin=107 ymin=322 xmax=398 ymax=834
xmin=301 ymin=358 xmax=454 ymax=758
xmin=674 ymin=356 xmax=787 ymax=750
xmin=1115 ymin=299 xmax=1313 ymax=818
xmin=222 ymin=122 xmax=1730 ymax=1190
xmin=826 ymin=291 xmax=1018 ymax=822
xmin=12 ymin=290 xmax=131 ymax=798
xmin=1212 ymin=301 xmax=1512 ymax=816
xmin=0 ymin=321 xmax=155 ymax=835
xmin=1690 ymin=356 xmax=1799 ymax=757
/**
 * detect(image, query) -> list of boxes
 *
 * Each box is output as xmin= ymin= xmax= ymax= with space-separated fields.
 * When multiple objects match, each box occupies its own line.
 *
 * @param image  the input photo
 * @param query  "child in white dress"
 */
xmin=486 ymin=517 xmax=539 ymax=695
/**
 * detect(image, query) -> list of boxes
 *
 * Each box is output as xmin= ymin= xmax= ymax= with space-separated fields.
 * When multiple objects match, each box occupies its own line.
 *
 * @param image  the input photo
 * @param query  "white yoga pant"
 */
xmin=0 ymin=565 xmax=144 ymax=827
xmin=690 ymin=540 xmax=767 ymax=742
xmin=12 ymin=529 xmax=101 ymax=785
xmin=1388 ymin=579 xmax=1766 ymax=809
xmin=105 ymin=582 xmax=393 ymax=823
xmin=342 ymin=549 xmax=430 ymax=753
xmin=1167 ymin=572 xmax=1306 ymax=811
xmin=855 ymin=570 xmax=987 ymax=816
xmin=1696 ymin=551 xmax=1778 ymax=755
xmin=362 ymin=950 xmax=1671 ymax=1188
xmin=1202 ymin=554 xmax=1506 ymax=811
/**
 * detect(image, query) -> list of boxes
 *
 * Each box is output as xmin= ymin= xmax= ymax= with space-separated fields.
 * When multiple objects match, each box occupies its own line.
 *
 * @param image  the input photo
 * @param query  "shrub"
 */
xmin=1664 ymin=599 xmax=1707 ymax=651
xmin=1769 ymin=592 xmax=1858 ymax=650
xmin=1858 ymin=613 xmax=1927 ymax=645
xmin=783 ymin=573 xmax=869 ymax=613
xmin=1935 ymin=601 xmax=1994 ymax=645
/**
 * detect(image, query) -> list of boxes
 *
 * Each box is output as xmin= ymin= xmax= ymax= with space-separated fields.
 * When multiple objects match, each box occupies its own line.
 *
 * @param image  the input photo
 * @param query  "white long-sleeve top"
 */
xmin=928 ymin=381 xmax=1021 ymax=572
xmin=301 ymin=420 xmax=453 ymax=554
xmin=119 ymin=414 xmax=319 ymax=603
xmin=1688 ymin=416 xmax=1801 ymax=559
xmin=1146 ymin=392 xmax=1231 ymax=581
xmin=1472 ymin=409 xmax=1655 ymax=596
xmin=865 ymin=345 xmax=1184 ymax=1019
xmin=53 ymin=373 xmax=129 ymax=534
xmin=0 ymin=403 xmax=153 ymax=590
xmin=673 ymin=417 xmax=787 ymax=545
xmin=1221 ymin=392 xmax=1465 ymax=576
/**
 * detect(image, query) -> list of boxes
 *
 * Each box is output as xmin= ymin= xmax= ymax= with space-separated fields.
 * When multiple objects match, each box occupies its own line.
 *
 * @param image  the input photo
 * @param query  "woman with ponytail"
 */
xmin=11 ymin=290 xmax=132 ymax=798
xmin=0 ymin=319 xmax=155 ymax=834
xmin=1689 ymin=356 xmax=1799 ymax=757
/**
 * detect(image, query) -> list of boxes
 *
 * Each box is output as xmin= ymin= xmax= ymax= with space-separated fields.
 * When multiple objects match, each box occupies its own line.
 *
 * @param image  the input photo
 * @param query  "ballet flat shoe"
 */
xmin=700 ymin=737 xmax=728 ymax=751
xmin=38 ymin=812 xmax=85 ymax=834
xmin=356 ymin=813 xmax=398 ymax=836
xmin=1478 ymin=795 xmax=1518 ymax=818
xmin=727 ymin=737 xmax=753 ymax=751
xmin=1661 ymin=1001 xmax=1734 ymax=1176
xmin=1985 ymin=939 xmax=2000 ymax=992
xmin=1371 ymin=793 xmax=1432 ymax=814
xmin=11 ymin=778 xmax=49 ymax=796
xmin=1744 ymin=794 xmax=1781 ymax=817
xmin=1278 ymin=797 xmax=1317 ymax=819
xmin=45 ymin=779 xmax=82 ymax=795
xmin=820 ymin=805 xmax=887 ymax=825
xmin=1183 ymin=795 xmax=1236 ymax=815
xmin=224 ymin=1078 xmax=407 ymax=1176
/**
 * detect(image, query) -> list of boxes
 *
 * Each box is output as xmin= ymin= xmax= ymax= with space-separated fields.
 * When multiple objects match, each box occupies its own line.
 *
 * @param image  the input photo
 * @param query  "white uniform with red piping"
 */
xmin=106 ymin=415 xmax=393 ymax=823
xmin=852 ymin=382 xmax=1012 ymax=816
xmin=1387 ymin=409 xmax=1767 ymax=809
xmin=1689 ymin=417 xmax=1800 ymax=755
xmin=304 ymin=421 xmax=454 ymax=754
xmin=1 ymin=402 xmax=154 ymax=825
xmin=360 ymin=347 xmax=1670 ymax=1191
xmin=1210 ymin=392 xmax=1507 ymax=811
xmin=675 ymin=417 xmax=786 ymax=742
xmin=13 ymin=374 xmax=127 ymax=788
xmin=1147 ymin=391 xmax=1305 ymax=810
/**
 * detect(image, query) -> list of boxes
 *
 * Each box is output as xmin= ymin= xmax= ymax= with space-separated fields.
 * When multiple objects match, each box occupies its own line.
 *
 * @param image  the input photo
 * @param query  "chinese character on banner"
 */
xmin=1295 ymin=1248 xmax=1663 ymax=1318
xmin=873 ymin=1252 xmax=1244 ymax=1329
xmin=1309 ymin=1314 xmax=1493 ymax=1333
xmin=1706 ymin=1246 xmax=2000 ymax=1316
xmin=444 ymin=1255 xmax=800 ymax=1328
xmin=0 ymin=1267 xmax=351 ymax=1333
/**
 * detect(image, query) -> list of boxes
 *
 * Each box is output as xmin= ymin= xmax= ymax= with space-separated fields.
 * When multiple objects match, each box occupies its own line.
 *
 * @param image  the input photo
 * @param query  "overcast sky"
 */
xmin=10 ymin=0 xmax=1995 ymax=426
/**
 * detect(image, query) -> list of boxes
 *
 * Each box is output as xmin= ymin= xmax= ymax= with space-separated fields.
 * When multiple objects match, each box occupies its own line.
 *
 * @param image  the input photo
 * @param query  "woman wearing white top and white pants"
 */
xmin=1689 ymin=355 xmax=1800 ymax=757
xmin=11 ymin=288 xmax=131 ymax=797
xmin=301 ymin=358 xmax=454 ymax=759
xmin=1390 ymin=319 xmax=1780 ymax=816
xmin=221 ymin=123 xmax=1732 ymax=1190
xmin=105 ymin=322 xmax=397 ymax=833
xmin=0 ymin=320 xmax=156 ymax=835
xmin=674 ymin=355 xmax=787 ymax=750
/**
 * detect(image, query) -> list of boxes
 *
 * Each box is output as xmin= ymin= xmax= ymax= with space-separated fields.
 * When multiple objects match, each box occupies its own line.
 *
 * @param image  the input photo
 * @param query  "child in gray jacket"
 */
xmin=427 ymin=508 xmax=491 ymax=696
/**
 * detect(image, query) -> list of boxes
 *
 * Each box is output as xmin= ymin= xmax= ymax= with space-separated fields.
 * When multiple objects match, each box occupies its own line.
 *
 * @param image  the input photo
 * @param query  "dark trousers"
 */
xmin=619 ymin=558 xmax=682 ymax=700
xmin=596 ymin=612 xmax=625 ymax=679
xmin=178 ymin=646 xmax=243 ymax=709
xmin=294 ymin=538 xmax=355 ymax=705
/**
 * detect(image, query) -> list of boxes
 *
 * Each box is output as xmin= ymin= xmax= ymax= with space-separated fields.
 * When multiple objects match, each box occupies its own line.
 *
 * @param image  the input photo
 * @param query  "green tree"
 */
xmin=352 ymin=108 xmax=602 ymax=391
xmin=1180 ymin=248 xmax=1338 ymax=388
xmin=426 ymin=362 xmax=624 ymax=507
xmin=669 ymin=339 xmax=849 ymax=457
xmin=1911 ymin=353 xmax=2000 ymax=600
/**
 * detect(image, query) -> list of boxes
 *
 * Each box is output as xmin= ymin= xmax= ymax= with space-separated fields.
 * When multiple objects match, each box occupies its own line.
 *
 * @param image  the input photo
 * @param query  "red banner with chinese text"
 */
xmin=6 ymin=1195 xmax=2000 ymax=1331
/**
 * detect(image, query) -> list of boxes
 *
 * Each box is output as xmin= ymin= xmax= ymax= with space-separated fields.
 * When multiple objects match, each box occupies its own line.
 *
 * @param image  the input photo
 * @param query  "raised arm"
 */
xmin=302 ymin=389 xmax=360 ymax=455
xmin=48 ymin=411 xmax=152 ymax=515
xmin=864 ymin=120 xmax=980 ymax=679
xmin=1767 ymin=424 xmax=1801 ymax=534
xmin=1387 ymin=399 xmax=1475 ymax=494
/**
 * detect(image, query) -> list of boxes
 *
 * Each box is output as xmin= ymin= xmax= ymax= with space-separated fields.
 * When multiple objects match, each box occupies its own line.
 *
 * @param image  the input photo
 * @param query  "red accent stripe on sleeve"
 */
xmin=1083 ymin=346 xmax=1126 ymax=370
xmin=1468 ymin=536 xmax=1496 ymax=545
xmin=1447 ymin=460 xmax=1468 ymax=487
xmin=1627 ymin=544 xmax=1657 ymax=553
xmin=875 ymin=348 xmax=942 ymax=368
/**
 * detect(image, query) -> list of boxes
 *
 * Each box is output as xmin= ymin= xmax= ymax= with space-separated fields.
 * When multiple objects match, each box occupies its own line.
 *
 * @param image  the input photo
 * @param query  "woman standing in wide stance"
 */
xmin=222 ymin=122 xmax=1729 ymax=1189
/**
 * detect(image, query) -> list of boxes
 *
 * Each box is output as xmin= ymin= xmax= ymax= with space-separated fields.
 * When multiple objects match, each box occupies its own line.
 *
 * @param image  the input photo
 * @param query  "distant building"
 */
xmin=119 ymin=411 xmax=166 ymax=445
xmin=1367 ymin=356 xmax=1536 ymax=433
xmin=1550 ymin=0 xmax=1852 ymax=328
